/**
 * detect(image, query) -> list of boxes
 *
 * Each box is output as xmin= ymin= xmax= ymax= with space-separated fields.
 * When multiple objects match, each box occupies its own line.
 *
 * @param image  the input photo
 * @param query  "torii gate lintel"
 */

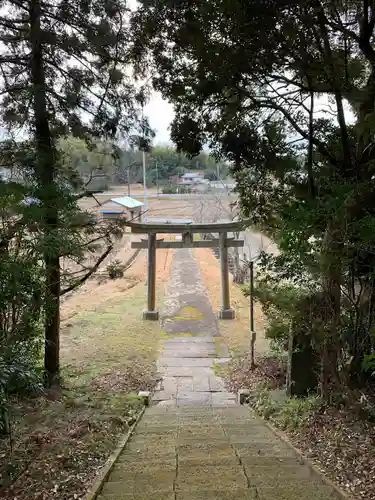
xmin=127 ymin=221 xmax=247 ymax=321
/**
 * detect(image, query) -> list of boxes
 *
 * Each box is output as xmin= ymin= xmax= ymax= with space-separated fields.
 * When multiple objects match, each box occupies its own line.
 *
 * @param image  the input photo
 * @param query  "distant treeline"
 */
xmin=115 ymin=146 xmax=229 ymax=186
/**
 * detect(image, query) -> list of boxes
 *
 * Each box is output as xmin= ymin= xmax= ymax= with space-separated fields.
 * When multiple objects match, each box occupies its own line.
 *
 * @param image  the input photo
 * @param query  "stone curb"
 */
xmin=83 ymin=406 xmax=146 ymax=500
xmin=249 ymin=408 xmax=353 ymax=500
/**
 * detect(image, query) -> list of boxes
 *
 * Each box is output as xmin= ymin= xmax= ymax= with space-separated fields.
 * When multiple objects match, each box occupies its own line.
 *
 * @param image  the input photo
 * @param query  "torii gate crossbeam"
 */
xmin=127 ymin=221 xmax=248 ymax=321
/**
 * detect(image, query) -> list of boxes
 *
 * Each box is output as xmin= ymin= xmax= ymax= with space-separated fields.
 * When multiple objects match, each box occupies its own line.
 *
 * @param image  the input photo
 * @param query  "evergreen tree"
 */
xmin=0 ymin=0 xmax=147 ymax=385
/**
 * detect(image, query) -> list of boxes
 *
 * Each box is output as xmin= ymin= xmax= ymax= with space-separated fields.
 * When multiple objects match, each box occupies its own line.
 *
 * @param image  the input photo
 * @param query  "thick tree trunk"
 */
xmin=320 ymin=221 xmax=342 ymax=399
xmin=30 ymin=0 xmax=61 ymax=386
xmin=347 ymin=277 xmax=375 ymax=385
xmin=287 ymin=330 xmax=319 ymax=397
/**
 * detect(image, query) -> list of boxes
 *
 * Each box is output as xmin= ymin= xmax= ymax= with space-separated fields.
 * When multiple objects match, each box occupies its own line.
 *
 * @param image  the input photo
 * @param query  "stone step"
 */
xmin=146 ymin=405 xmax=251 ymax=416
xmin=96 ymin=405 xmax=344 ymax=500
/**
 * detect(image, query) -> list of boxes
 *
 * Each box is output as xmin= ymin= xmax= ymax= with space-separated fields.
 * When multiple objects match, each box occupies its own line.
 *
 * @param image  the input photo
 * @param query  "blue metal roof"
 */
xmin=103 ymin=196 xmax=144 ymax=208
xmin=182 ymin=172 xmax=200 ymax=178
xmin=100 ymin=209 xmax=123 ymax=214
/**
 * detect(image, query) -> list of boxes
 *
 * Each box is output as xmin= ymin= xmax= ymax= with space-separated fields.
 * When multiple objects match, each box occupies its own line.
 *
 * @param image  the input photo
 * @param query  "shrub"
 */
xmin=0 ymin=252 xmax=45 ymax=433
xmin=253 ymin=388 xmax=322 ymax=431
xmin=161 ymin=184 xmax=191 ymax=194
xmin=162 ymin=184 xmax=179 ymax=194
xmin=106 ymin=259 xmax=124 ymax=279
xmin=0 ymin=334 xmax=44 ymax=434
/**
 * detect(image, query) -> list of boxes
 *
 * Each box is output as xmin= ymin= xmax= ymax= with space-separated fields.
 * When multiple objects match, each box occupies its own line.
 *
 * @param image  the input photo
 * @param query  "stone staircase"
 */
xmin=97 ymin=405 xmax=343 ymax=500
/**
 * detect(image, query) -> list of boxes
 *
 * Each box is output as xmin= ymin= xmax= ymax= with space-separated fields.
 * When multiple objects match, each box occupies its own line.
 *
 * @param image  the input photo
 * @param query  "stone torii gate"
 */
xmin=128 ymin=220 xmax=246 ymax=321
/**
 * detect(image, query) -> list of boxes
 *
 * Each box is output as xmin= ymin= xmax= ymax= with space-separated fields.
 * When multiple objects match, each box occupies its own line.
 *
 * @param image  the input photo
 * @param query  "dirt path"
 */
xmin=153 ymin=247 xmax=235 ymax=406
xmin=195 ymin=247 xmax=269 ymax=355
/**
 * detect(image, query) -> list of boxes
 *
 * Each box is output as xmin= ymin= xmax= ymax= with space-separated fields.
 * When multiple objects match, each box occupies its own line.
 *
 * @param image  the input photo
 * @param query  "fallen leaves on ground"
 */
xmin=226 ymin=354 xmax=286 ymax=393
xmin=225 ymin=355 xmax=375 ymax=500
xmin=0 ymin=244 xmax=173 ymax=500
xmin=0 ymin=383 xmax=144 ymax=500
xmin=294 ymin=407 xmax=375 ymax=500
xmin=91 ymin=359 xmax=161 ymax=394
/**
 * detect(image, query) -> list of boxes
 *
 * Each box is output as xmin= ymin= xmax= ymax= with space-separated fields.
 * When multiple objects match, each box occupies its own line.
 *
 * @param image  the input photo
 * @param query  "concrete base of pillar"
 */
xmin=138 ymin=390 xmax=151 ymax=406
xmin=219 ymin=308 xmax=235 ymax=320
xmin=237 ymin=388 xmax=251 ymax=405
xmin=143 ymin=310 xmax=159 ymax=321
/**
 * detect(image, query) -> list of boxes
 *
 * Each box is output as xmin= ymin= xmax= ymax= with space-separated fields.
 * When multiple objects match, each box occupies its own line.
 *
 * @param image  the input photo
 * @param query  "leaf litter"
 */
xmin=225 ymin=354 xmax=375 ymax=500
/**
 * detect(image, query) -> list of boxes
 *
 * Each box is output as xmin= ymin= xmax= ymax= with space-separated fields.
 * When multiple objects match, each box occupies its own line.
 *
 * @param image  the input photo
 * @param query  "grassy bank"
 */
xmin=1 ymin=253 xmax=171 ymax=500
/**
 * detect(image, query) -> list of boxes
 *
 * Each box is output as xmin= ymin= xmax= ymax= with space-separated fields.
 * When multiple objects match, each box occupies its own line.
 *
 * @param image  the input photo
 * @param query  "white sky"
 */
xmin=144 ymin=92 xmax=356 ymax=146
xmin=0 ymin=0 xmax=355 ymax=147
xmin=144 ymin=92 xmax=174 ymax=145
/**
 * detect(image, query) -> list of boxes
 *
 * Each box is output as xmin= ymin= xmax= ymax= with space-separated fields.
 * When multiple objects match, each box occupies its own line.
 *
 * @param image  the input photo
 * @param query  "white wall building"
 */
xmin=99 ymin=196 xmax=144 ymax=221
xmin=180 ymin=172 xmax=202 ymax=185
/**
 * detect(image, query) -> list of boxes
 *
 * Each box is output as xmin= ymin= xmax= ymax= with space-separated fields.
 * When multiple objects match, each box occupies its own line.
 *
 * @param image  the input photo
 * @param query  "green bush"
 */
xmin=0 ymin=322 xmax=44 ymax=434
xmin=162 ymin=184 xmax=178 ymax=194
xmin=362 ymin=351 xmax=375 ymax=378
xmin=106 ymin=259 xmax=124 ymax=279
xmin=161 ymin=184 xmax=191 ymax=194
xmin=253 ymin=388 xmax=322 ymax=431
xmin=0 ymin=235 xmax=45 ymax=434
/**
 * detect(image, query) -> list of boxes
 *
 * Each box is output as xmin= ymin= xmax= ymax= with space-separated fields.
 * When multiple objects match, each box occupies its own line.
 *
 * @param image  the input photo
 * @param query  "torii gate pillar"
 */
xmin=142 ymin=233 xmax=159 ymax=320
xmin=219 ymin=232 xmax=235 ymax=319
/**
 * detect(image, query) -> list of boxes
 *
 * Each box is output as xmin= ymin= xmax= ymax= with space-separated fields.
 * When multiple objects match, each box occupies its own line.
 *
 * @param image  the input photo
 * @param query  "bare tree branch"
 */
xmin=60 ymin=245 xmax=113 ymax=295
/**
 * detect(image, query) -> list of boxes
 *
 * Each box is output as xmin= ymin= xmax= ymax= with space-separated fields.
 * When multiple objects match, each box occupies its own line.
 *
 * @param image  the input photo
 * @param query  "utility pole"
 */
xmin=142 ymin=150 xmax=147 ymax=221
xmin=125 ymin=160 xmax=136 ymax=197
xmin=249 ymin=260 xmax=256 ymax=370
xmin=156 ymin=160 xmax=159 ymax=196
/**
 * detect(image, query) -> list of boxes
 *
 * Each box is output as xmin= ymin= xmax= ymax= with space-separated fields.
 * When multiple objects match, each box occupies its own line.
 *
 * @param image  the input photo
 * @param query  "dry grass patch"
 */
xmin=194 ymin=248 xmax=268 ymax=355
xmin=61 ymin=282 xmax=164 ymax=382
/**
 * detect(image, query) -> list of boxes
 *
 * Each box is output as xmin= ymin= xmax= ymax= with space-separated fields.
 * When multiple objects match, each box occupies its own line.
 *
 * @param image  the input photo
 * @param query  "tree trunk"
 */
xmin=287 ymin=330 xmax=319 ymax=397
xmin=307 ymin=89 xmax=315 ymax=198
xmin=320 ymin=221 xmax=342 ymax=399
xmin=348 ymin=277 xmax=375 ymax=385
xmin=30 ymin=0 xmax=61 ymax=386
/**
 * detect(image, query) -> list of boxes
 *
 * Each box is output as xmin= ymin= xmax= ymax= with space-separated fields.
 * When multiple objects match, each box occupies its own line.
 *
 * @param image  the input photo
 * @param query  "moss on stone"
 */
xmin=176 ymin=465 xmax=247 ymax=491
xmin=173 ymin=305 xmax=205 ymax=320
xmin=100 ymin=492 xmax=175 ymax=500
xmin=176 ymin=488 xmax=257 ymax=500
xmin=103 ymin=469 xmax=175 ymax=492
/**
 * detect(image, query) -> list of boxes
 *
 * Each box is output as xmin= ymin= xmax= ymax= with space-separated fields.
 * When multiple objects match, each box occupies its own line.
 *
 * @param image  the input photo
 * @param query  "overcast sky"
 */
xmin=144 ymin=92 xmax=174 ymax=145
xmin=0 ymin=90 xmax=175 ymax=145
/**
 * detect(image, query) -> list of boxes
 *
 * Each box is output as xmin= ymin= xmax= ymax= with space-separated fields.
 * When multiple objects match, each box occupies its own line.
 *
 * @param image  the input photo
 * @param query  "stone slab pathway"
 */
xmin=154 ymin=248 xmax=235 ymax=406
xmin=98 ymin=405 xmax=343 ymax=500
xmin=95 ymin=247 xmax=343 ymax=500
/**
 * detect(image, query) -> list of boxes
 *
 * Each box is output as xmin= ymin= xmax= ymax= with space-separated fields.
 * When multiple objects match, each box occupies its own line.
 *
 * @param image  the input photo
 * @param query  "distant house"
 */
xmin=147 ymin=217 xmax=193 ymax=224
xmin=179 ymin=172 xmax=202 ymax=185
xmin=209 ymin=180 xmax=236 ymax=191
xmin=169 ymin=175 xmax=180 ymax=184
xmin=99 ymin=196 xmax=144 ymax=221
